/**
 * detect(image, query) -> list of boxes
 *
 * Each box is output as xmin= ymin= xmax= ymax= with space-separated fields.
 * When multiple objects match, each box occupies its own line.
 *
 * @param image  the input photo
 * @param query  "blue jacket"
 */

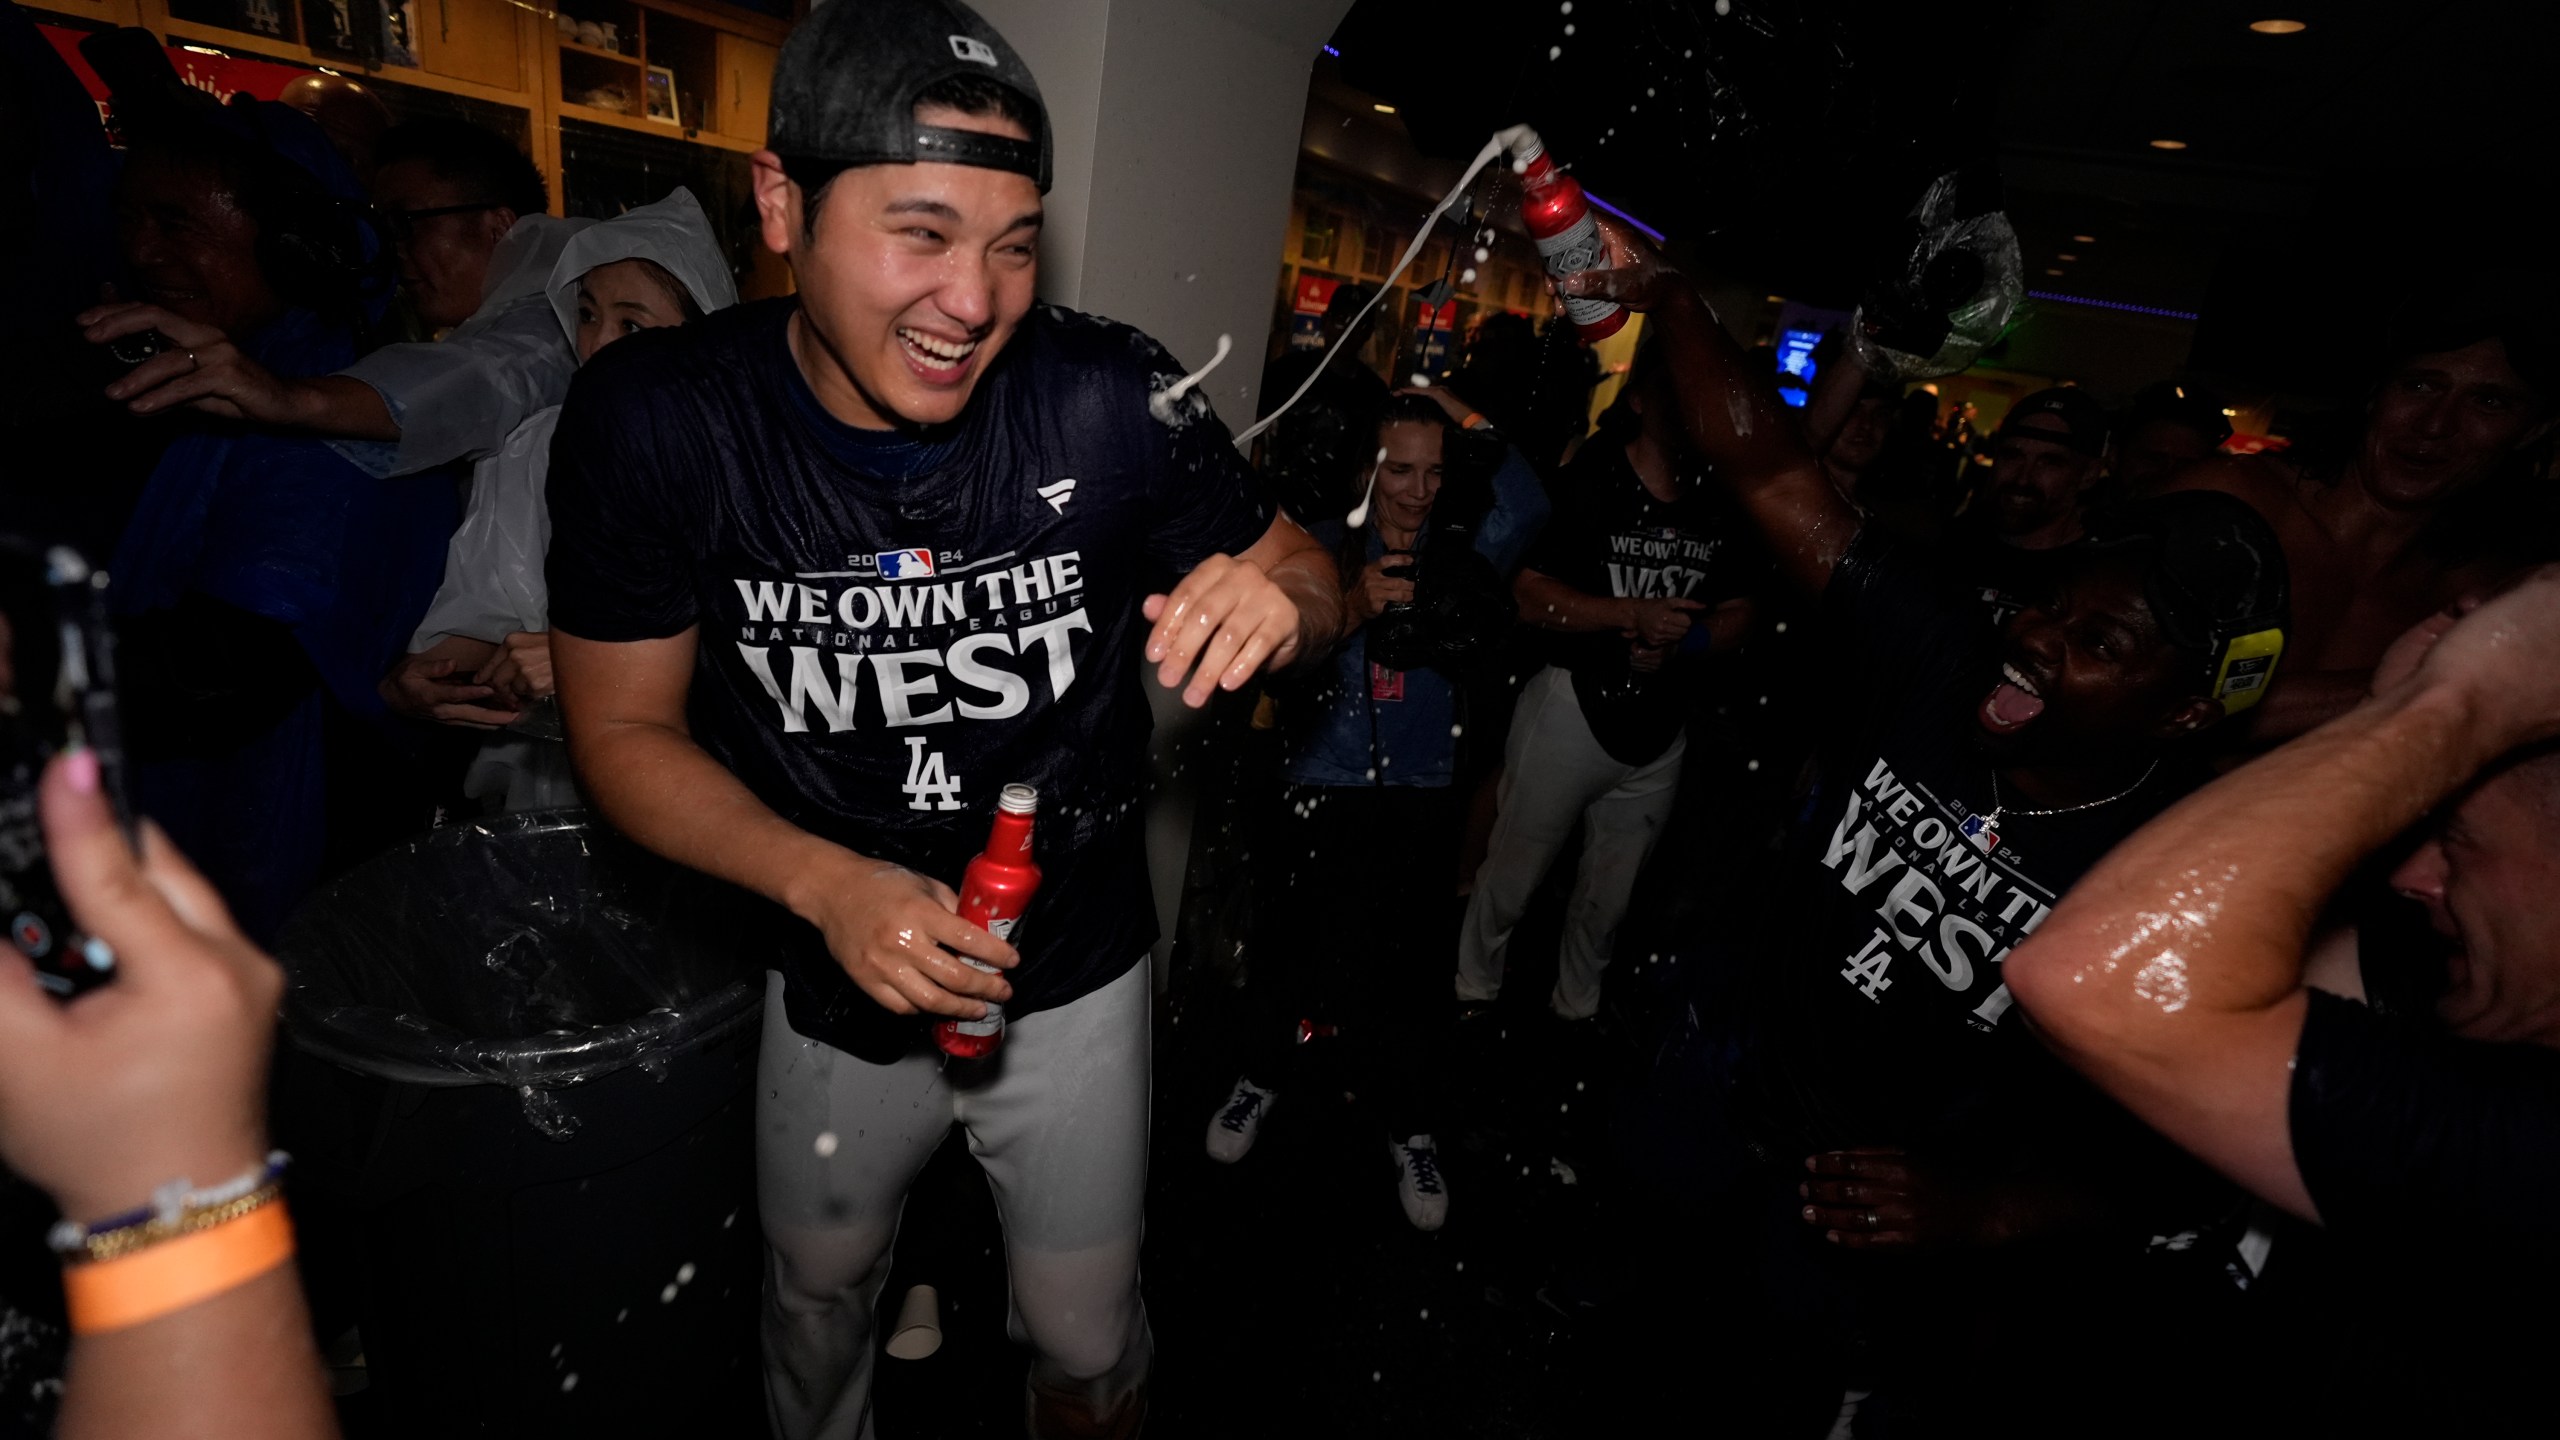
xmin=1283 ymin=444 xmax=1549 ymax=787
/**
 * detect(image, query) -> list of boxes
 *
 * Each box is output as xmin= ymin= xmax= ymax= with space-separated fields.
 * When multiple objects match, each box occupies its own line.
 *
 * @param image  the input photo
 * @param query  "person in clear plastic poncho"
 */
xmin=381 ymin=188 xmax=738 ymax=811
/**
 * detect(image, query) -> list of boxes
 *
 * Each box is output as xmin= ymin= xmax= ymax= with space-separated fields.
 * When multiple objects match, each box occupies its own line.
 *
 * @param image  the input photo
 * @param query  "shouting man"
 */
xmin=542 ymin=3 xmax=1336 ymax=1436
xmin=1558 ymin=222 xmax=2291 ymax=1432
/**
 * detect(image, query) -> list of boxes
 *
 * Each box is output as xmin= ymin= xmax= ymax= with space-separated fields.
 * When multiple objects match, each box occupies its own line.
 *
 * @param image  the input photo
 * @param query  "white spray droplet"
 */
xmin=677 ymin=1262 xmax=697 ymax=1285
xmin=1563 ymin=22 xmax=1574 ymax=34
xmin=1150 ymin=333 xmax=1234 ymax=424
xmin=1462 ymin=268 xmax=1478 ymax=283
xmin=1474 ymin=246 xmax=1491 ymax=263
xmin=562 ymin=1373 xmax=579 ymax=1393
xmin=1559 ymin=1 xmax=1571 ymax=11
xmin=1345 ymin=444 xmax=1389 ymax=527
xmin=813 ymin=1131 xmax=838 ymax=1157
xmin=615 ymin=1308 xmax=629 ymax=1323
xmin=660 ymin=1284 xmax=679 ymax=1304
xmin=1748 ymin=759 xmax=1762 ymax=772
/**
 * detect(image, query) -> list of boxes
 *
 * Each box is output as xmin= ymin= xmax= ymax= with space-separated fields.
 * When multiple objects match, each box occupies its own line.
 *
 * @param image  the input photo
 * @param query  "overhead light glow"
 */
xmin=2073 ymin=234 xmax=2097 ymax=243
xmin=2044 ymin=268 xmax=2065 ymax=276
xmin=1764 ymin=295 xmax=1784 ymax=303
xmin=2248 ymin=19 xmax=2307 ymax=34
xmin=2058 ymin=253 xmax=2079 ymax=262
xmin=1372 ymin=103 xmax=1397 ymax=114
xmin=2222 ymin=407 xmax=2240 ymax=416
xmin=2150 ymin=139 xmax=2189 ymax=150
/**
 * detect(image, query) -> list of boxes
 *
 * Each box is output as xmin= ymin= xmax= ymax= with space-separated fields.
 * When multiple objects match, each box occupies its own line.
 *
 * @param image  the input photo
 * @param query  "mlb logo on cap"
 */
xmin=949 ymin=35 xmax=998 ymax=65
xmin=877 ymin=548 xmax=936 ymax=579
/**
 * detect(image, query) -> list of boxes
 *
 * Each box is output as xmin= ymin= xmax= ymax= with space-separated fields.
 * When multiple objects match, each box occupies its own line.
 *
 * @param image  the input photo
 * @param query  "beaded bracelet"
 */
xmin=62 ymin=1200 xmax=296 ymax=1335
xmin=71 ymin=1180 xmax=287 ymax=1265
xmin=46 ymin=1151 xmax=290 ymax=1258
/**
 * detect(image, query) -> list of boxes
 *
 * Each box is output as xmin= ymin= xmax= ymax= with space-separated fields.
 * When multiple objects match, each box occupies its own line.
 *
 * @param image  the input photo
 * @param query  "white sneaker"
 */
xmin=1391 ymin=1135 xmax=1449 ymax=1231
xmin=1204 ymin=1077 xmax=1277 ymax=1164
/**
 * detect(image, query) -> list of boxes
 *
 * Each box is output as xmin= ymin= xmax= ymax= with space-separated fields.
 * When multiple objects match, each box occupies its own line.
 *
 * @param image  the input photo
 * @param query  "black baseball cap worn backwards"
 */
xmin=2082 ymin=490 xmax=2292 ymax=717
xmin=769 ymin=0 xmax=1053 ymax=192
xmin=1998 ymin=387 xmax=2111 ymax=457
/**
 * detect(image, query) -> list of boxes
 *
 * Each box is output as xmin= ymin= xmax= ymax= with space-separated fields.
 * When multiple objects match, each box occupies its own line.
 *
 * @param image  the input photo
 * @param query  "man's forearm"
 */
xmin=1264 ymin=539 xmax=1343 ymax=668
xmin=571 ymin=719 xmax=867 ymax=921
xmin=2024 ymin=685 xmax=2493 ymax=1020
xmin=276 ymin=375 xmax=398 ymax=441
xmin=1647 ymin=288 xmax=1858 ymax=595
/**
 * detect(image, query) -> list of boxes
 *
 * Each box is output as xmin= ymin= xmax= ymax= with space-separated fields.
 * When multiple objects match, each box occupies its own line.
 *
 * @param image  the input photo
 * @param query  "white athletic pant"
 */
xmin=756 ymin=960 xmax=1153 ymax=1440
xmin=1456 ymin=665 xmax=1686 ymax=1020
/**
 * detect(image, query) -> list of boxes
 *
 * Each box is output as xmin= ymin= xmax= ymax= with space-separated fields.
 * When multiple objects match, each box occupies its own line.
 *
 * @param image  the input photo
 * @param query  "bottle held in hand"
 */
xmin=1514 ymin=134 xmax=1629 ymax=344
xmin=933 ymin=784 xmax=1041 ymax=1059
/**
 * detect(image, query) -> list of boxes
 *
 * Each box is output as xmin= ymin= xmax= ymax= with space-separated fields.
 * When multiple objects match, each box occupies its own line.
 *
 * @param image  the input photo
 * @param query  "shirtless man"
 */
xmin=2170 ymin=295 xmax=2555 ymax=740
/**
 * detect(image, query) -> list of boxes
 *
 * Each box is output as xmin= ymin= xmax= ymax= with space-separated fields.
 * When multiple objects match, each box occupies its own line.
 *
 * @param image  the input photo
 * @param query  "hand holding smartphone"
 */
xmin=2 ymin=539 xmax=135 ymax=999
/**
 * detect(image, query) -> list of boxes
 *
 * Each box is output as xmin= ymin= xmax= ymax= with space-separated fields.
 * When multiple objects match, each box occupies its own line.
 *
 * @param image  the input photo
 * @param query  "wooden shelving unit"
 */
xmin=27 ymin=0 xmax=789 ymax=216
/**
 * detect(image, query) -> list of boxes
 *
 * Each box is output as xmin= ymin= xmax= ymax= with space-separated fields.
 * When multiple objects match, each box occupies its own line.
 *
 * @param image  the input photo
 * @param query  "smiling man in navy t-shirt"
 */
xmin=542 ymin=3 xmax=1337 ymax=1434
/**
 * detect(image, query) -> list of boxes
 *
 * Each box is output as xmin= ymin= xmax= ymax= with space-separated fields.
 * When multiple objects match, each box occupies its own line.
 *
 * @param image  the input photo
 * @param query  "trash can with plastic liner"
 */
xmin=273 ymin=810 xmax=784 ymax=1436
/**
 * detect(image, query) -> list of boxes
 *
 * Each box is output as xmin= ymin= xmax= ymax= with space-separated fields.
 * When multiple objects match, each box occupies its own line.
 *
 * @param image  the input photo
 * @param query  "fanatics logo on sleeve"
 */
xmin=1038 ymin=478 xmax=1077 ymax=513
xmin=876 ymin=548 xmax=937 ymax=579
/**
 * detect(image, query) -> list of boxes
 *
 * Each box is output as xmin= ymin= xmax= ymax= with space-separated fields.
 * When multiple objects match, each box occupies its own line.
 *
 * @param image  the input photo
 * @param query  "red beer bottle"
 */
xmin=1514 ymin=134 xmax=1630 ymax=344
xmin=934 ymin=783 xmax=1040 ymax=1059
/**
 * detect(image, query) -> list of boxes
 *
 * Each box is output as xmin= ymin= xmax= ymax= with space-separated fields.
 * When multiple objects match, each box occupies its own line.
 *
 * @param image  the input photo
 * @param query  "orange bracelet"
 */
xmin=63 ymin=1200 xmax=295 ymax=1335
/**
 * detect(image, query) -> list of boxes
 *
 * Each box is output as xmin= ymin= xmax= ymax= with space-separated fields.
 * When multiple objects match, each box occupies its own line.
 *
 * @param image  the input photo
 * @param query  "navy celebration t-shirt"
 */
xmin=1522 ymin=441 xmax=1758 ymax=766
xmin=546 ymin=299 xmax=1272 ymax=1059
xmin=1738 ymin=529 xmax=2187 ymax=1157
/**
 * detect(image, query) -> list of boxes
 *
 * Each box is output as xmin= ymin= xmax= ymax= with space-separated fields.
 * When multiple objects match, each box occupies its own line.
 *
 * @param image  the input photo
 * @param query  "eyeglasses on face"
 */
xmin=376 ymin=201 xmax=510 ymax=243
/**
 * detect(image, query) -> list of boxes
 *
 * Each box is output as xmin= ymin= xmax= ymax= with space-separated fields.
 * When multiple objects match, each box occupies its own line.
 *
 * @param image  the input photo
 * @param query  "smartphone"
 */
xmin=1 ymin=539 xmax=135 ymax=999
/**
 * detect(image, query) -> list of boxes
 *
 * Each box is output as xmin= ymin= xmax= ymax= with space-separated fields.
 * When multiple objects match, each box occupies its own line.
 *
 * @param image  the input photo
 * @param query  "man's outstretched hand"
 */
xmin=1143 ymin=553 xmax=1310 ymax=709
xmin=1555 ymin=215 xmax=1682 ymax=313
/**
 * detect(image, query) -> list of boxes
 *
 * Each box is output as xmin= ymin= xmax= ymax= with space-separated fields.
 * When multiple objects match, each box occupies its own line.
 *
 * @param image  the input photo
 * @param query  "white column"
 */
xmin=971 ymin=0 xmax=1352 ymax=986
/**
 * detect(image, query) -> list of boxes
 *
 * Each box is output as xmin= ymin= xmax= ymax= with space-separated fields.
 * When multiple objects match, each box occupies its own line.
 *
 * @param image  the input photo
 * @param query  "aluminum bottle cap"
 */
xmin=998 ymin=783 xmax=1038 ymax=814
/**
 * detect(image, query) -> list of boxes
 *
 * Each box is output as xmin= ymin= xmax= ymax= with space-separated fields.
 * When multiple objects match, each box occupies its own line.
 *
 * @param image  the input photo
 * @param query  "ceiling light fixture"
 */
xmin=2149 ymin=138 xmax=2189 ymax=150
xmin=2073 ymin=234 xmax=2097 ymax=243
xmin=2248 ymin=19 xmax=2307 ymax=35
xmin=1372 ymin=103 xmax=1397 ymax=114
xmin=2058 ymin=253 xmax=2079 ymax=262
xmin=2044 ymin=267 xmax=2065 ymax=276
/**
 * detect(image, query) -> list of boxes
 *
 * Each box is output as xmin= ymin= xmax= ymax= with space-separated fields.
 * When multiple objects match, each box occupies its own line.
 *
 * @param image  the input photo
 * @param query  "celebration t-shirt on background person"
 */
xmin=546 ymin=299 xmax=1271 ymax=1061
xmin=1521 ymin=442 xmax=1757 ymax=766
xmin=1736 ymin=528 xmax=2194 ymax=1161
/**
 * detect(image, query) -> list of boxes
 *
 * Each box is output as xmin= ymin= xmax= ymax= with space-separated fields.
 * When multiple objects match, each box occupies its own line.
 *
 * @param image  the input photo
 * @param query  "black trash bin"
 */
xmin=273 ymin=810 xmax=785 ymax=1437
